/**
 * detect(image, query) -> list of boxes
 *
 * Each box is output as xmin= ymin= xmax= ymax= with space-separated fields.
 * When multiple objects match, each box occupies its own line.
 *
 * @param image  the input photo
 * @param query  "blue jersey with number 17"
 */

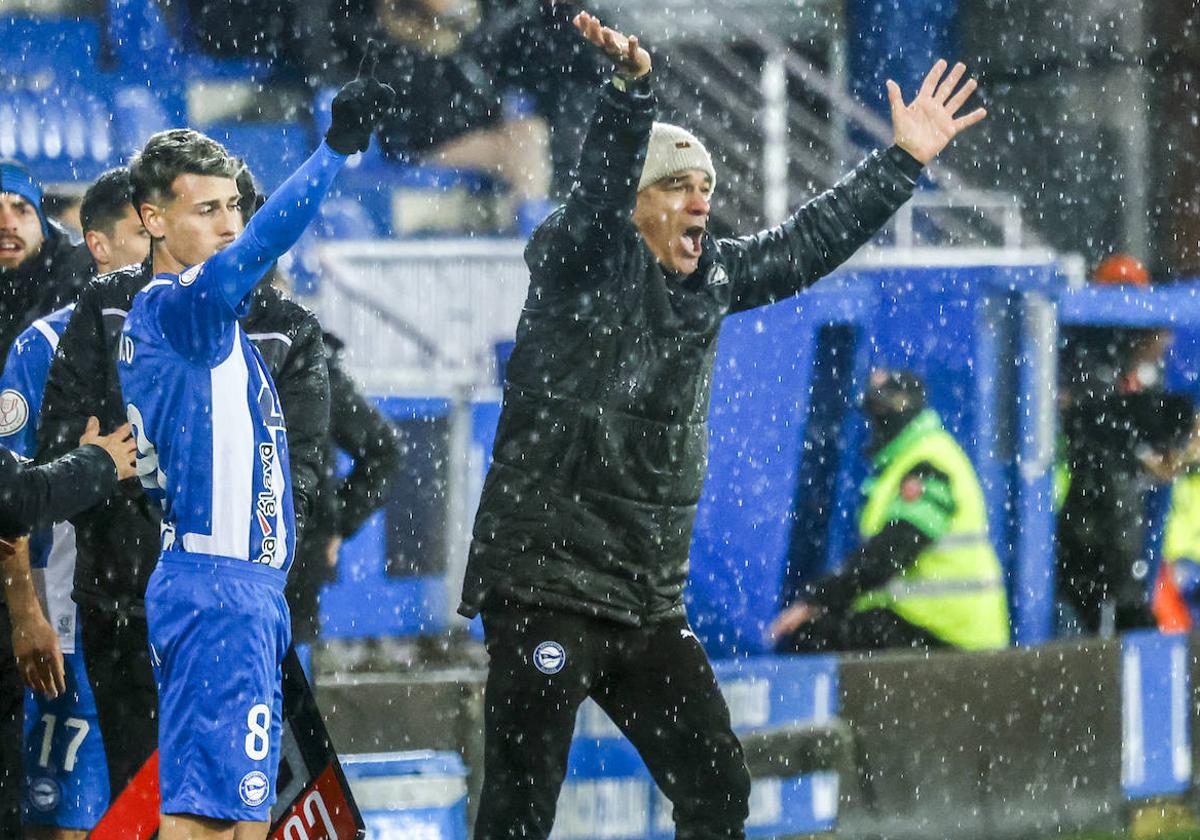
xmin=118 ymin=142 xmax=346 ymax=575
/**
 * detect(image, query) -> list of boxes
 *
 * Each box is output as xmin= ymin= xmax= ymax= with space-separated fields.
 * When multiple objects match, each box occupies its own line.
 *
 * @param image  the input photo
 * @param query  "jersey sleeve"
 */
xmin=153 ymin=142 xmax=347 ymax=365
xmin=0 ymin=327 xmax=55 ymax=459
xmin=879 ymin=463 xmax=957 ymax=542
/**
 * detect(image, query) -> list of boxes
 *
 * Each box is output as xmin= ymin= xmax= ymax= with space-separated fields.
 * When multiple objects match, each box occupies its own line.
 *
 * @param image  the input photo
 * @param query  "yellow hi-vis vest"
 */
xmin=1163 ymin=471 xmax=1200 ymax=567
xmin=852 ymin=410 xmax=1011 ymax=650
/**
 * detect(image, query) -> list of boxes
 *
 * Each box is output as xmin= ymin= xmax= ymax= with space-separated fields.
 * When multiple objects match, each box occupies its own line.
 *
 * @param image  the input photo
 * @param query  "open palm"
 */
xmin=887 ymin=59 xmax=986 ymax=164
xmin=573 ymin=10 xmax=651 ymax=79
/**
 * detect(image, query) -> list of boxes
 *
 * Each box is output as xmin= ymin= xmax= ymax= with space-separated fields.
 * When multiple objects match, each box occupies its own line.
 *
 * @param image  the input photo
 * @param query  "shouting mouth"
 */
xmin=0 ymin=237 xmax=25 ymax=257
xmin=681 ymin=226 xmax=704 ymax=258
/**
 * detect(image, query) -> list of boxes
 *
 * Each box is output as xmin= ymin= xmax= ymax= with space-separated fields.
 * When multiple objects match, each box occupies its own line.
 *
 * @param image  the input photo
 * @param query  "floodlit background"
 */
xmin=8 ymin=1 xmax=1200 ymax=838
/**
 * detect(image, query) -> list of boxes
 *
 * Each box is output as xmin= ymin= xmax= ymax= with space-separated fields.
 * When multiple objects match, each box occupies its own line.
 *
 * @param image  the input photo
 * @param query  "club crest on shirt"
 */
xmin=0 ymin=389 xmax=29 ymax=436
xmin=533 ymin=641 xmax=566 ymax=675
xmin=28 ymin=776 xmax=60 ymax=812
xmin=706 ymin=264 xmax=729 ymax=286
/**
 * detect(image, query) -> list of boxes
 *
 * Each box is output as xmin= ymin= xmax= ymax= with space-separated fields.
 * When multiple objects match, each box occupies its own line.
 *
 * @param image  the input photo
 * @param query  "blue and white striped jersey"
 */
xmin=0 ymin=305 xmax=80 ymax=650
xmin=117 ymin=142 xmax=345 ymax=577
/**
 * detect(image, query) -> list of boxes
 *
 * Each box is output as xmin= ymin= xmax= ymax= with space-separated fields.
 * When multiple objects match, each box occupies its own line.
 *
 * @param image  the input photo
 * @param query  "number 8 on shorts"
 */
xmin=245 ymin=704 xmax=270 ymax=761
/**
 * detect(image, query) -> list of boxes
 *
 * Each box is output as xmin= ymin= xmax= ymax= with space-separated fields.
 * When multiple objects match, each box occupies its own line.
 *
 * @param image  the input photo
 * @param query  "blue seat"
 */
xmin=0 ymin=16 xmax=101 ymax=82
xmin=0 ymin=84 xmax=117 ymax=182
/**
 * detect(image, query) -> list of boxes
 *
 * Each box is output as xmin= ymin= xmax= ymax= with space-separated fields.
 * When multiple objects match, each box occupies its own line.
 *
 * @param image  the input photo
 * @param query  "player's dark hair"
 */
xmin=129 ymin=129 xmax=242 ymax=215
xmin=235 ymin=159 xmax=264 ymax=225
xmin=80 ymin=167 xmax=135 ymax=236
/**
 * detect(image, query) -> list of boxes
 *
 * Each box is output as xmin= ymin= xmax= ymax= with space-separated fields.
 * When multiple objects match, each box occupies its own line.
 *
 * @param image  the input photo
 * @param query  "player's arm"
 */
xmin=0 ymin=325 xmax=51 ymax=459
xmin=1 ymin=536 xmax=64 ymax=698
xmin=155 ymin=53 xmax=396 ymax=362
xmin=798 ymin=464 xmax=954 ymax=612
xmin=205 ymin=45 xmax=395 ymax=311
xmin=276 ymin=317 xmax=331 ymax=540
xmin=726 ymin=60 xmax=986 ymax=313
xmin=525 ymin=12 xmax=655 ymax=275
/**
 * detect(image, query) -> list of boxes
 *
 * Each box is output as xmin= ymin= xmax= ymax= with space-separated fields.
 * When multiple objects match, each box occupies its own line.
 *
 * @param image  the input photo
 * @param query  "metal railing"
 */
xmin=622 ymin=4 xmax=1042 ymax=250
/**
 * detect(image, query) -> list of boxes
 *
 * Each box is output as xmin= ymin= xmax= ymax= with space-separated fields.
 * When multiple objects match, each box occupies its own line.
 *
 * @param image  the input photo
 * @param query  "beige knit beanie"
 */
xmin=638 ymin=122 xmax=716 ymax=193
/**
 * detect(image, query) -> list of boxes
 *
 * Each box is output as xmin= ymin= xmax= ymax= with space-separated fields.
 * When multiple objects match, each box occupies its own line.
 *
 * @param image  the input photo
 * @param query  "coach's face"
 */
xmin=633 ymin=169 xmax=712 ymax=277
xmin=140 ymin=174 xmax=242 ymax=274
xmin=0 ymin=193 xmax=45 ymax=270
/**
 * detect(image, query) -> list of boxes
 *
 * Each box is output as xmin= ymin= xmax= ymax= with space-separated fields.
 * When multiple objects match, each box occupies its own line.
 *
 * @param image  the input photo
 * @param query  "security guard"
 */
xmin=770 ymin=369 xmax=1010 ymax=652
xmin=1153 ymin=461 xmax=1200 ymax=632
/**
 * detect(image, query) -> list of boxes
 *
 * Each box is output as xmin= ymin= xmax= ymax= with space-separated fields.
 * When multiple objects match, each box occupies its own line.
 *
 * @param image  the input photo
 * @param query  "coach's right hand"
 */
xmin=81 ymin=417 xmax=137 ymax=481
xmin=326 ymin=40 xmax=398 ymax=155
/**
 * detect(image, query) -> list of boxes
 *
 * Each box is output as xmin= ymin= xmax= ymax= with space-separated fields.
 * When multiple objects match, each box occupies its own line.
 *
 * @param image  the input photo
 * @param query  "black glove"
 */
xmin=325 ymin=40 xmax=397 ymax=156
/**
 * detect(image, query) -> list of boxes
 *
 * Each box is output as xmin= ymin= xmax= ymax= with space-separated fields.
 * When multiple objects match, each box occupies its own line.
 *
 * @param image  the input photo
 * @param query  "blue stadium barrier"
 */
xmin=319 ymin=398 xmax=454 ymax=638
xmin=341 ymin=751 xmax=468 ymax=840
xmin=558 ymin=655 xmax=840 ymax=839
xmin=1120 ymin=630 xmax=1191 ymax=800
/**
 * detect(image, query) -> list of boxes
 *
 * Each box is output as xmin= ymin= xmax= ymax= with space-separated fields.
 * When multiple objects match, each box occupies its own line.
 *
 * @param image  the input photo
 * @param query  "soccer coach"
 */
xmin=459 ymin=10 xmax=987 ymax=840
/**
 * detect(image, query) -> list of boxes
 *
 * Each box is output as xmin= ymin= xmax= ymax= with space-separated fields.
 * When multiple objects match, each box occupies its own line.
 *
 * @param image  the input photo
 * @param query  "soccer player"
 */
xmin=0 ymin=168 xmax=151 ymax=839
xmin=38 ymin=159 xmax=332 ymax=808
xmin=80 ymin=168 xmax=153 ymax=275
xmin=116 ymin=61 xmax=392 ymax=840
xmin=460 ymin=11 xmax=986 ymax=840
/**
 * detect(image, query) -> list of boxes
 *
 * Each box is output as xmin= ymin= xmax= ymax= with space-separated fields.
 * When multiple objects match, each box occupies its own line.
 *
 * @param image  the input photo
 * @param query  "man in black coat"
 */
xmin=460 ymin=11 xmax=988 ymax=840
xmin=287 ymin=331 xmax=402 ymax=647
xmin=35 ymin=166 xmax=331 ymax=802
xmin=0 ymin=160 xmax=93 ymax=373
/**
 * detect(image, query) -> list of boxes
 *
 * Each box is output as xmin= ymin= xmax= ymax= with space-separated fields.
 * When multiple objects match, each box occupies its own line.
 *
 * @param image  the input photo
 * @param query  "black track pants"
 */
xmin=474 ymin=603 xmax=751 ymax=840
xmin=79 ymin=604 xmax=159 ymax=797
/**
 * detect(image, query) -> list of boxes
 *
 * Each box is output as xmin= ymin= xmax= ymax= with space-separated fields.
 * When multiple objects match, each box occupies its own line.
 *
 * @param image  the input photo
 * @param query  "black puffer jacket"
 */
xmin=37 ymin=261 xmax=330 ymax=614
xmin=460 ymin=77 xmax=923 ymax=626
xmin=0 ymin=221 xmax=91 ymax=371
xmin=0 ymin=444 xmax=118 ymax=540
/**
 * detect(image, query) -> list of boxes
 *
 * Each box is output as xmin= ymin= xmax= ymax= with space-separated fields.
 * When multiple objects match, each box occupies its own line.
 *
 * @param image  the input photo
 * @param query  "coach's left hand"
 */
xmin=887 ymin=59 xmax=987 ymax=164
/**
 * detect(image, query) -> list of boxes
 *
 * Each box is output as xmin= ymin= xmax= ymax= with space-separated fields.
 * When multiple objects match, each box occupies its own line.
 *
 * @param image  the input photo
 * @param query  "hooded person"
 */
xmin=0 ymin=161 xmax=93 ymax=368
xmin=461 ymin=10 xmax=989 ymax=840
xmin=769 ymin=369 xmax=1010 ymax=653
